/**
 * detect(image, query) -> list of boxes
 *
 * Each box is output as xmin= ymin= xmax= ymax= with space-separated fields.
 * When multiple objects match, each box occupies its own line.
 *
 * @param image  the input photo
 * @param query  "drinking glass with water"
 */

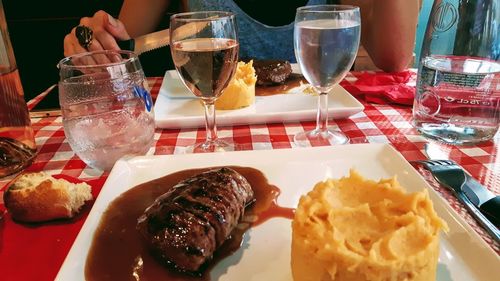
xmin=293 ymin=5 xmax=360 ymax=146
xmin=58 ymin=50 xmax=155 ymax=171
xmin=413 ymin=0 xmax=499 ymax=144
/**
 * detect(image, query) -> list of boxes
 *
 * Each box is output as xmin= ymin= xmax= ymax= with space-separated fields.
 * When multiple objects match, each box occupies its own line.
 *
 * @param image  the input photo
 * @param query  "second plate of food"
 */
xmin=154 ymin=63 xmax=364 ymax=128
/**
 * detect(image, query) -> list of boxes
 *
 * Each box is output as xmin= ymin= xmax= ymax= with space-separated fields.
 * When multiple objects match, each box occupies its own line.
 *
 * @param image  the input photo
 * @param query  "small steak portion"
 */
xmin=137 ymin=167 xmax=254 ymax=273
xmin=252 ymin=59 xmax=292 ymax=85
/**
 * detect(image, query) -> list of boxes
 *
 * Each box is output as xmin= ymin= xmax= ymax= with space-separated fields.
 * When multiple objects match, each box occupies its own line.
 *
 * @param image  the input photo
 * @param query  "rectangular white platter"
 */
xmin=56 ymin=144 xmax=499 ymax=280
xmin=153 ymin=64 xmax=364 ymax=128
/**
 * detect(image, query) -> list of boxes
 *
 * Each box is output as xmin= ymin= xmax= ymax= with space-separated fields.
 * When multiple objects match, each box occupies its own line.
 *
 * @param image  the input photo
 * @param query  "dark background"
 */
xmin=4 ymin=0 xmax=174 ymax=108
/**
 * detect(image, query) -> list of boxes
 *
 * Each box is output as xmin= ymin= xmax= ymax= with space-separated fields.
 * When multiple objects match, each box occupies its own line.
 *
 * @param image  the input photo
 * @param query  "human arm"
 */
xmin=342 ymin=0 xmax=421 ymax=72
xmin=119 ymin=0 xmax=173 ymax=37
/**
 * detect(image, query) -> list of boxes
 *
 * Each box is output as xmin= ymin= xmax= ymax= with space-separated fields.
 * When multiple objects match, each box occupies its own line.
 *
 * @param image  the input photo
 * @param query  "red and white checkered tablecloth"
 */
xmin=0 ymin=74 xmax=498 ymax=280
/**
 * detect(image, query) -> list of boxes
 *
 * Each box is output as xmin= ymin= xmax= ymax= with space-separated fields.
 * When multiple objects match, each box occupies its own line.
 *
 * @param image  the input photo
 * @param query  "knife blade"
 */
xmin=117 ymin=28 xmax=170 ymax=55
xmin=424 ymin=143 xmax=500 ymax=227
xmin=117 ymin=20 xmax=211 ymax=55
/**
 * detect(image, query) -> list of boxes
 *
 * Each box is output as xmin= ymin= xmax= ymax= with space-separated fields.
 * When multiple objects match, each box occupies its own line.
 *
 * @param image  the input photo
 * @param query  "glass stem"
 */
xmin=315 ymin=92 xmax=329 ymax=132
xmin=203 ymin=99 xmax=218 ymax=142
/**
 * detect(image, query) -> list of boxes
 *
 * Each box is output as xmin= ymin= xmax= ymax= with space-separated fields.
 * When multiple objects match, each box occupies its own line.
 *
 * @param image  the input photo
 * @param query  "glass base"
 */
xmin=294 ymin=128 xmax=349 ymax=147
xmin=415 ymin=122 xmax=498 ymax=145
xmin=187 ymin=139 xmax=235 ymax=153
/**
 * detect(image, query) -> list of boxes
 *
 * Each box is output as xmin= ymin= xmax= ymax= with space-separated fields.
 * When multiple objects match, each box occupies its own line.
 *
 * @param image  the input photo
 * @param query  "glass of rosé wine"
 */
xmin=170 ymin=11 xmax=239 ymax=153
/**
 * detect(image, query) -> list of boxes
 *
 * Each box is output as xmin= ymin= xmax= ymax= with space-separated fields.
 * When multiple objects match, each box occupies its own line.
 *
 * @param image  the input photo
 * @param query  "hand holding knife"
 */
xmin=116 ymin=20 xmax=210 ymax=55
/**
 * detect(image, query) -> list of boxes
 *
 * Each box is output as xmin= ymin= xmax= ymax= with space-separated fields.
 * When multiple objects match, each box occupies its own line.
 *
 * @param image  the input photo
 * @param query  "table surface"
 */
xmin=1 ymin=74 xmax=499 ymax=281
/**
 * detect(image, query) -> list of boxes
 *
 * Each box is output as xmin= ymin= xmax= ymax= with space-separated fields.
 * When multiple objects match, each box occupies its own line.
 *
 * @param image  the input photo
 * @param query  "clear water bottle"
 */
xmin=0 ymin=0 xmax=36 ymax=178
xmin=413 ymin=0 xmax=500 ymax=144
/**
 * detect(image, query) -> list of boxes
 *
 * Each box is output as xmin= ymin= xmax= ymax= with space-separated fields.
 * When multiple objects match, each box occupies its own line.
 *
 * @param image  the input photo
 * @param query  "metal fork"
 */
xmin=415 ymin=159 xmax=500 ymax=243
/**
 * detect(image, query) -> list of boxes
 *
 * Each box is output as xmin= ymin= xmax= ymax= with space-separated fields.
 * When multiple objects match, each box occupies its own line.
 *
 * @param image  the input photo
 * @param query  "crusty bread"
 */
xmin=3 ymin=172 xmax=93 ymax=222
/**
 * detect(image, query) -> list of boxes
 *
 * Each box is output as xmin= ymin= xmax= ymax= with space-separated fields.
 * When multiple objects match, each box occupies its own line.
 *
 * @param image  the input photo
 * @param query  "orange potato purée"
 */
xmin=215 ymin=60 xmax=256 ymax=110
xmin=291 ymin=170 xmax=448 ymax=281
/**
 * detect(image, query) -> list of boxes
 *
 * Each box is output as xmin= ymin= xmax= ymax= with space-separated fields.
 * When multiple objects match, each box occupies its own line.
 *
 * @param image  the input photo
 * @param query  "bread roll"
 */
xmin=4 ymin=172 xmax=93 ymax=222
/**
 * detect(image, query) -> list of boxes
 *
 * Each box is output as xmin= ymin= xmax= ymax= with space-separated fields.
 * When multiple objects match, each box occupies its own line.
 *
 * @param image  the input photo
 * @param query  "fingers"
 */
xmin=63 ymin=10 xmax=131 ymax=60
xmin=86 ymin=38 xmax=113 ymax=65
xmin=64 ymin=31 xmax=88 ymax=57
xmin=103 ymin=12 xmax=131 ymax=41
xmin=82 ymin=11 xmax=123 ymax=52
xmin=64 ymin=28 xmax=99 ymax=66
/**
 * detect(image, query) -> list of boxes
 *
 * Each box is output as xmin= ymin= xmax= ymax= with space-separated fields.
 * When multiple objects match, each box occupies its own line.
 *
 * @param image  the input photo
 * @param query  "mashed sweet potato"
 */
xmin=215 ymin=60 xmax=257 ymax=110
xmin=291 ymin=170 xmax=447 ymax=281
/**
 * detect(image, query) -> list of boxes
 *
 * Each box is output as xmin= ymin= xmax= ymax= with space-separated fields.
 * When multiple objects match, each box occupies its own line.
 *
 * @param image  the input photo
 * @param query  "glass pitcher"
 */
xmin=413 ymin=0 xmax=499 ymax=144
xmin=0 ymin=0 xmax=36 ymax=178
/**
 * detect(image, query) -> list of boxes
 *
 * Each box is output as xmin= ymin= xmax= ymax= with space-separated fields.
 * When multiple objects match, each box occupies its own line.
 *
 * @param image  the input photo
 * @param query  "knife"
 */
xmin=424 ymin=143 xmax=500 ymax=228
xmin=462 ymin=174 xmax=500 ymax=228
xmin=116 ymin=20 xmax=210 ymax=55
xmin=117 ymin=28 xmax=171 ymax=55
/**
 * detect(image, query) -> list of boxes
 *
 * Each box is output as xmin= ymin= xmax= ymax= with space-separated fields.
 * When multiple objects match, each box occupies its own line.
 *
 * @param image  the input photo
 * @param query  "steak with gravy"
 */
xmin=136 ymin=167 xmax=254 ymax=273
xmin=251 ymin=59 xmax=293 ymax=85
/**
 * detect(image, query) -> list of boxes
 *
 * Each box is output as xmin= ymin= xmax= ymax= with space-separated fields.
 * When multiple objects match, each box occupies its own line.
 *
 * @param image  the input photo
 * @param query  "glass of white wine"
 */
xmin=170 ymin=11 xmax=239 ymax=153
xmin=294 ymin=5 xmax=360 ymax=145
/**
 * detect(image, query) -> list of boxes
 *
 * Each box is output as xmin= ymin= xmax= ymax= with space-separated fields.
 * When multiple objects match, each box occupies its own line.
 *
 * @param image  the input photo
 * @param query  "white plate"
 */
xmin=56 ymin=144 xmax=499 ymax=281
xmin=154 ymin=64 xmax=364 ymax=128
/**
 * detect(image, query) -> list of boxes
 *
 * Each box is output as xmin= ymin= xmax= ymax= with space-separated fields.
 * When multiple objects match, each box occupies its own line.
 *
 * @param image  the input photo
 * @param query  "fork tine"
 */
xmin=432 ymin=160 xmax=457 ymax=166
xmin=421 ymin=160 xmax=435 ymax=166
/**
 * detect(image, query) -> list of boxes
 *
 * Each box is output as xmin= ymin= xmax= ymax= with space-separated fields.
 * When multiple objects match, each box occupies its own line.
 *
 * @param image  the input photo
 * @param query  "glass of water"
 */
xmin=413 ymin=0 xmax=499 ymax=144
xmin=58 ymin=50 xmax=155 ymax=171
xmin=294 ymin=5 xmax=360 ymax=146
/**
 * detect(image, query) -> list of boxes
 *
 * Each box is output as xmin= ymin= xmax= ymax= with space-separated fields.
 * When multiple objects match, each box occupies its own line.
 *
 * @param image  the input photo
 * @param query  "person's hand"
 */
xmin=64 ymin=10 xmax=131 ymax=57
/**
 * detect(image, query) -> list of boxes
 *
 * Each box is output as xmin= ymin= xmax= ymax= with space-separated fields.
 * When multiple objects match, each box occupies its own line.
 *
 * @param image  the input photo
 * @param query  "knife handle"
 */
xmin=117 ymin=39 xmax=135 ymax=52
xmin=456 ymin=191 xmax=500 ymax=243
xmin=480 ymin=196 xmax=500 ymax=229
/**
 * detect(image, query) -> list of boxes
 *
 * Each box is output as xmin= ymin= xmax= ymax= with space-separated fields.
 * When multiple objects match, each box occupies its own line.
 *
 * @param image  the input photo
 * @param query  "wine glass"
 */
xmin=170 ymin=11 xmax=239 ymax=153
xmin=294 ymin=5 xmax=360 ymax=145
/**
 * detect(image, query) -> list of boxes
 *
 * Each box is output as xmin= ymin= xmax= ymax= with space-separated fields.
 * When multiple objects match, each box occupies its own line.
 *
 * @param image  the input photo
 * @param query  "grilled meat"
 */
xmin=136 ymin=167 xmax=254 ymax=273
xmin=251 ymin=59 xmax=293 ymax=85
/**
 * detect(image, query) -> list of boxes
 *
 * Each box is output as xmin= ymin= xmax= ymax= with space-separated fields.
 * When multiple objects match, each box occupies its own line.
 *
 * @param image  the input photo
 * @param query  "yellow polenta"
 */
xmin=215 ymin=60 xmax=257 ymax=110
xmin=291 ymin=170 xmax=447 ymax=281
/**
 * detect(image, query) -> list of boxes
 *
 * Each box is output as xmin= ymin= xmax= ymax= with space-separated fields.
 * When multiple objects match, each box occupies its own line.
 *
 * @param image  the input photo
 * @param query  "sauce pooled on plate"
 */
xmin=85 ymin=166 xmax=294 ymax=281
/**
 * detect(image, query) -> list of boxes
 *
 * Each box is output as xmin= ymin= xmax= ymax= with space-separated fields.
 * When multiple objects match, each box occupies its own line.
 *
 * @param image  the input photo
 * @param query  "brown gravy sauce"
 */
xmin=255 ymin=74 xmax=307 ymax=96
xmin=85 ymin=166 xmax=294 ymax=281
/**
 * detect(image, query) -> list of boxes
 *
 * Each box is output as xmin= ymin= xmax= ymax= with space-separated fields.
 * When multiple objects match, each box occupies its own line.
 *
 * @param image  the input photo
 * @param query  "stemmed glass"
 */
xmin=294 ymin=5 xmax=360 ymax=145
xmin=170 ymin=11 xmax=239 ymax=153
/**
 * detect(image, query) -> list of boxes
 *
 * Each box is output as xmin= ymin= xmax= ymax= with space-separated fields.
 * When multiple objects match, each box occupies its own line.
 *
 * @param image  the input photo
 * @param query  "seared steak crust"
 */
xmin=253 ymin=59 xmax=292 ymax=85
xmin=137 ymin=167 xmax=254 ymax=272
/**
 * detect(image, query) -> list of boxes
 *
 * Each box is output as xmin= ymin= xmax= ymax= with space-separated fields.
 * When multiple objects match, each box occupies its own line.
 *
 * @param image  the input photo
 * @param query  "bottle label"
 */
xmin=420 ymin=64 xmax=487 ymax=88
